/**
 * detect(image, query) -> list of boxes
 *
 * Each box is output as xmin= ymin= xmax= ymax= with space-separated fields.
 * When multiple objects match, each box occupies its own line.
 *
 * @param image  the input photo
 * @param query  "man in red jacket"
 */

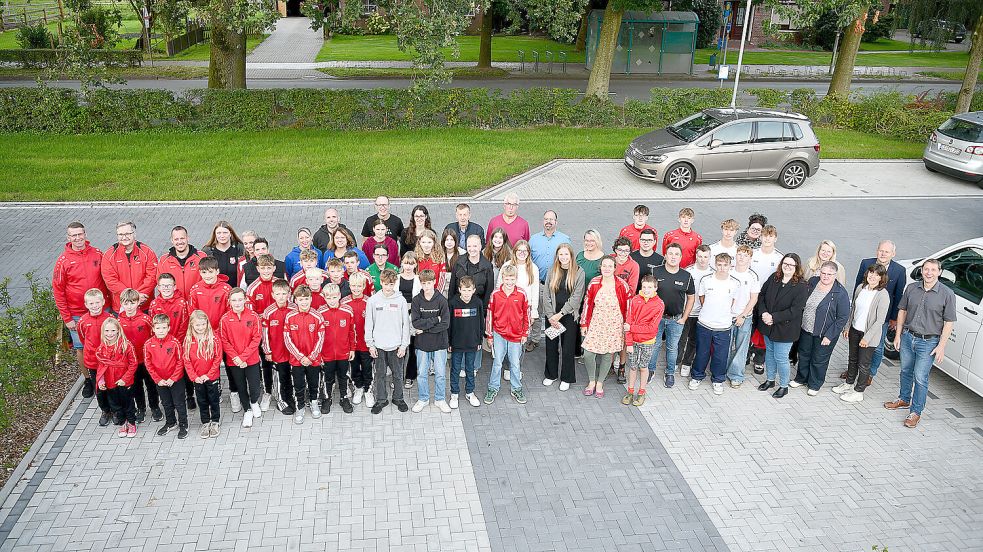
xmin=101 ymin=221 xmax=158 ymax=312
xmin=157 ymin=226 xmax=207 ymax=300
xmin=53 ymin=221 xmax=109 ymax=398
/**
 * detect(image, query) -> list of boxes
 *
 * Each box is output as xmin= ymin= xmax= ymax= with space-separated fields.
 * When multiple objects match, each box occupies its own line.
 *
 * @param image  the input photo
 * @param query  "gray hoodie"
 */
xmin=365 ymin=291 xmax=411 ymax=351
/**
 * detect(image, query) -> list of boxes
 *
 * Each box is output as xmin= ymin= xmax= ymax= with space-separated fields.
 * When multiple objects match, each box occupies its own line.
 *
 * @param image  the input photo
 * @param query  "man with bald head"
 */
xmin=313 ymin=207 xmax=349 ymax=252
xmin=360 ymin=196 xmax=404 ymax=245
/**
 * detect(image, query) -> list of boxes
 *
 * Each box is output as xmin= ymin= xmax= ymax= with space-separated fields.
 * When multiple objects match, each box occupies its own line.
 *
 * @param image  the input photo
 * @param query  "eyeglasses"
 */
xmin=374 ymin=253 xmax=387 ymax=257
xmin=781 ymin=262 xmax=797 ymax=268
xmin=616 ymin=248 xmax=631 ymax=254
xmin=116 ymin=232 xmax=134 ymax=237
xmin=516 ymin=249 xmax=529 ymax=253
xmin=375 ymin=203 xmax=389 ymax=207
xmin=748 ymin=226 xmax=763 ymax=233
xmin=820 ymin=272 xmax=836 ymax=277
xmin=504 ymin=202 xmax=519 ymax=207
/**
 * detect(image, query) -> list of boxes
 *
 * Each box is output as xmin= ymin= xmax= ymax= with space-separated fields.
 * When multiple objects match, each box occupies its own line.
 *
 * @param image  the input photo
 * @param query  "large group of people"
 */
xmin=51 ymin=195 xmax=957 ymax=439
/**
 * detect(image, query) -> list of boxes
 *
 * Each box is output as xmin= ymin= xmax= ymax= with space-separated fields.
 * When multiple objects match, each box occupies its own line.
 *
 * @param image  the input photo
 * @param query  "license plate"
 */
xmin=625 ymin=156 xmax=635 ymax=167
xmin=938 ymin=143 xmax=961 ymax=154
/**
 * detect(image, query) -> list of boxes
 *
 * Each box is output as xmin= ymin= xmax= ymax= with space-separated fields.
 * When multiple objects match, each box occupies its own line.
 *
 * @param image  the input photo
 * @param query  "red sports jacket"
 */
xmin=188 ymin=276 xmax=232 ymax=330
xmin=341 ymin=295 xmax=369 ymax=352
xmin=486 ymin=286 xmax=530 ymax=342
xmin=183 ymin=335 xmax=223 ymax=382
xmin=101 ymin=242 xmax=159 ymax=311
xmin=289 ymin=271 xmax=307 ymax=290
xmin=77 ymin=311 xmax=113 ymax=369
xmin=219 ymin=308 xmax=262 ymax=366
xmin=318 ymin=304 xmax=355 ymax=362
xmin=581 ymin=276 xmax=632 ymax=331
xmin=52 ymin=241 xmax=109 ymax=324
xmin=118 ymin=311 xmax=153 ymax=364
xmin=261 ymin=303 xmax=292 ymax=364
xmin=149 ymin=292 xmax=189 ymax=341
xmin=283 ymin=309 xmax=325 ymax=366
xmin=144 ymin=335 xmax=185 ymax=383
xmin=246 ymin=277 xmax=278 ymax=314
xmin=344 ymin=269 xmax=375 ymax=295
xmin=157 ymin=247 xmax=207 ymax=299
xmin=625 ymin=294 xmax=665 ymax=346
xmin=95 ymin=340 xmax=137 ymax=389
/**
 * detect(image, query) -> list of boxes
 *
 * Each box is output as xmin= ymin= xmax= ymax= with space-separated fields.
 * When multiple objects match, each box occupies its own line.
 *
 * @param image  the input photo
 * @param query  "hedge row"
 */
xmin=0 ymin=49 xmax=143 ymax=68
xmin=1 ymin=86 xmax=980 ymax=141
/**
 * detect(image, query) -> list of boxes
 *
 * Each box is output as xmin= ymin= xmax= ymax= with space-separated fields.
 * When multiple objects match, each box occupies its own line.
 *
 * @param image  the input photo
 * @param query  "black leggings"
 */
xmin=228 ymin=363 xmax=262 ymax=408
xmin=544 ymin=314 xmax=578 ymax=383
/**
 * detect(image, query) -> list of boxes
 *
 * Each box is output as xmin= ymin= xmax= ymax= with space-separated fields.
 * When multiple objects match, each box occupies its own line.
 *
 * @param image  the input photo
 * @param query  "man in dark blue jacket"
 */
xmin=846 ymin=240 xmax=907 ymax=381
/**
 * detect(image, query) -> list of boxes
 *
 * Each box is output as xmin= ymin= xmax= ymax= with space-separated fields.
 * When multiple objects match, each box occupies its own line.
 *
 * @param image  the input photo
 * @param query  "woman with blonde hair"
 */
xmin=543 ymin=243 xmax=585 ymax=390
xmin=184 ymin=310 xmax=224 ymax=438
xmin=805 ymin=240 xmax=846 ymax=284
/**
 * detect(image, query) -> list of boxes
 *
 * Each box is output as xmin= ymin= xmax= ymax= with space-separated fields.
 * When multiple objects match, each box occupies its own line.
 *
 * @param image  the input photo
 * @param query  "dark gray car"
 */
xmin=624 ymin=108 xmax=821 ymax=191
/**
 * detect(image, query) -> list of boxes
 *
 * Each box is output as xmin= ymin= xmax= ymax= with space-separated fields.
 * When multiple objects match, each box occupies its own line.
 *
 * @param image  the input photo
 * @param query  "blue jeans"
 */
xmin=489 ymin=333 xmax=523 ymax=392
xmin=649 ymin=317 xmax=685 ymax=376
xmin=68 ymin=315 xmax=83 ymax=349
xmin=693 ymin=323 xmax=730 ymax=383
xmin=416 ymin=349 xmax=447 ymax=402
xmin=869 ymin=321 xmax=890 ymax=377
xmin=898 ymin=330 xmax=938 ymax=415
xmin=763 ymin=335 xmax=794 ymax=387
xmin=451 ymin=350 xmax=477 ymax=395
xmin=726 ymin=316 xmax=754 ymax=383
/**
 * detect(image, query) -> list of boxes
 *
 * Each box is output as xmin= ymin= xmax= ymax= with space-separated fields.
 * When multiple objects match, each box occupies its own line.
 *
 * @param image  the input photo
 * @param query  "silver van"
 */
xmin=923 ymin=111 xmax=983 ymax=186
xmin=624 ymin=108 xmax=821 ymax=191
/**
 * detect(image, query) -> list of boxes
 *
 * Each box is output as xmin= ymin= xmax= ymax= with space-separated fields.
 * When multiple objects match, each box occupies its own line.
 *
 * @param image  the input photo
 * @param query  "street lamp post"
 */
xmin=729 ymin=0 xmax=754 ymax=108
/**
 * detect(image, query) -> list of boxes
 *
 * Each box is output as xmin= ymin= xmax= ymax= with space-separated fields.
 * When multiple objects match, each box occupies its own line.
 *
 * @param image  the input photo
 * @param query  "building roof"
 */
xmin=591 ymin=10 xmax=700 ymax=24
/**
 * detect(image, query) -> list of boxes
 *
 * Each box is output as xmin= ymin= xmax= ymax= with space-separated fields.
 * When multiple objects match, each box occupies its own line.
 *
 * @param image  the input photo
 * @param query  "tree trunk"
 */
xmin=574 ymin=2 xmax=591 ymax=52
xmin=955 ymin=14 xmax=983 ymax=114
xmin=584 ymin=3 xmax=622 ymax=102
xmin=477 ymin=7 xmax=492 ymax=69
xmin=209 ymin=22 xmax=247 ymax=89
xmin=827 ymin=13 xmax=866 ymax=98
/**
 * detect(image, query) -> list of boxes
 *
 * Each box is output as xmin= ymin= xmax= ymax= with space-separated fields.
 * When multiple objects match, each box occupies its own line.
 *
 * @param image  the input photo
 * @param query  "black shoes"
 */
xmin=177 ymin=426 xmax=189 ymax=440
xmin=753 ymin=364 xmax=764 ymax=375
xmin=282 ymin=405 xmax=296 ymax=416
xmin=616 ymin=366 xmax=627 ymax=385
xmin=758 ymin=380 xmax=776 ymax=391
xmin=151 ymin=407 xmax=164 ymax=422
xmin=82 ymin=378 xmax=95 ymax=399
xmin=340 ymin=398 xmax=353 ymax=414
xmin=157 ymin=423 xmax=176 ymax=436
xmin=98 ymin=411 xmax=112 ymax=427
xmin=186 ymin=398 xmax=197 ymax=411
xmin=321 ymin=400 xmax=332 ymax=415
xmin=772 ymin=387 xmax=788 ymax=398
xmin=135 ymin=410 xmax=146 ymax=424
xmin=393 ymin=399 xmax=408 ymax=412
xmin=371 ymin=400 xmax=390 ymax=414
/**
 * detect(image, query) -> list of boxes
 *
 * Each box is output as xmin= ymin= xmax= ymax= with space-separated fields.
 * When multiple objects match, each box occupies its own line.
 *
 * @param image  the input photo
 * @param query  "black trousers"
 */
xmin=132 ymin=364 xmax=160 ymax=411
xmin=224 ymin=361 xmax=238 ymax=393
xmin=185 ymin=378 xmax=196 ymax=403
xmin=794 ymin=329 xmax=838 ymax=391
xmin=275 ymin=361 xmax=295 ymax=409
xmin=260 ymin=358 xmax=275 ymax=394
xmin=107 ymin=385 xmax=136 ymax=424
xmin=404 ymin=337 xmax=418 ymax=380
xmin=194 ymin=380 xmax=221 ymax=423
xmin=88 ymin=369 xmax=110 ymax=413
xmin=350 ymin=351 xmax=373 ymax=391
xmin=157 ymin=379 xmax=189 ymax=428
xmin=544 ymin=314 xmax=578 ymax=383
xmin=847 ymin=326 xmax=875 ymax=392
xmin=679 ymin=316 xmax=700 ymax=367
xmin=228 ymin=363 xmax=262 ymax=407
xmin=292 ymin=364 xmax=321 ymax=408
xmin=322 ymin=359 xmax=350 ymax=401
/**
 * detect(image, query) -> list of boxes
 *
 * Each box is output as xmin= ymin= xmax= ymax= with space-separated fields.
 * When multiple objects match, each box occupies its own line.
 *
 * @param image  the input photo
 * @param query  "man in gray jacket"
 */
xmin=366 ymin=269 xmax=412 ymax=414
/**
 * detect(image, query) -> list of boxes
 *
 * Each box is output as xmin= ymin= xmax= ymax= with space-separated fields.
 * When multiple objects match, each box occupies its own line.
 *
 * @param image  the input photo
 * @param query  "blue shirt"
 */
xmin=529 ymin=231 xmax=571 ymax=283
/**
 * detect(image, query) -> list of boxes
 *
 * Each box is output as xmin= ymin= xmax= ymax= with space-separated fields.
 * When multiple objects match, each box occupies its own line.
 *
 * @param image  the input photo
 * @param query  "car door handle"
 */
xmin=965 ymin=306 xmax=978 ymax=315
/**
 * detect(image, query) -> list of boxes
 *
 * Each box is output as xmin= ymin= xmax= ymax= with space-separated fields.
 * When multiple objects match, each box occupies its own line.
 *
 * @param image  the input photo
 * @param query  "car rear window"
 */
xmin=938 ymin=118 xmax=983 ymax=143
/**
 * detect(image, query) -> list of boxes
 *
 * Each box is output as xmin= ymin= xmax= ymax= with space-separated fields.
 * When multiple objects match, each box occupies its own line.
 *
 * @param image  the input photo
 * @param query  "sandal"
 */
xmin=595 ymin=388 xmax=605 ymax=398
xmin=583 ymin=387 xmax=595 ymax=396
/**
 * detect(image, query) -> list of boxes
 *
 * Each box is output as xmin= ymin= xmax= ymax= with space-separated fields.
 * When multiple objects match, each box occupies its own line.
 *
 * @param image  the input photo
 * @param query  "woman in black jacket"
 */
xmin=791 ymin=261 xmax=851 ymax=394
xmin=756 ymin=253 xmax=810 ymax=398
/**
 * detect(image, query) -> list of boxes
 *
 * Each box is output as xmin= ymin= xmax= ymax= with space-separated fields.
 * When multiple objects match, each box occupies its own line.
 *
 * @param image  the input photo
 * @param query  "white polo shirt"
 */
xmin=697 ymin=273 xmax=740 ymax=330
xmin=729 ymin=267 xmax=760 ymax=317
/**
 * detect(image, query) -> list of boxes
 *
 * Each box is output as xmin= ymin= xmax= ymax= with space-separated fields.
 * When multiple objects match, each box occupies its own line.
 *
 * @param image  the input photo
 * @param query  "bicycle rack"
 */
xmin=532 ymin=51 xmax=540 ymax=72
xmin=545 ymin=51 xmax=553 ymax=74
xmin=517 ymin=50 xmax=525 ymax=72
xmin=559 ymin=51 xmax=567 ymax=73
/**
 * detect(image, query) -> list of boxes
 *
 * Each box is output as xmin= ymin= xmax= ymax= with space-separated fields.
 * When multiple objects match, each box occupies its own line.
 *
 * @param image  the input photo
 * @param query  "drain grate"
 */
xmin=946 ymin=407 xmax=965 ymax=419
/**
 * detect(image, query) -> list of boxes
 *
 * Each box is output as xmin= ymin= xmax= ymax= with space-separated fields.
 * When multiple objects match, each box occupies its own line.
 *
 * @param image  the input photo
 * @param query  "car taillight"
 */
xmin=813 ymin=144 xmax=820 ymax=152
xmin=930 ymin=131 xmax=938 ymax=143
xmin=965 ymin=145 xmax=983 ymax=155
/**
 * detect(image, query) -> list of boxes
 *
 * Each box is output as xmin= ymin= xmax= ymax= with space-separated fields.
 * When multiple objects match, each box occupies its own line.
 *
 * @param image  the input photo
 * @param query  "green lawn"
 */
xmin=857 ymin=38 xmax=932 ymax=51
xmin=158 ymin=33 xmax=267 ymax=60
xmin=0 ymin=127 xmax=922 ymax=201
xmin=317 ymin=66 xmax=510 ymax=78
xmin=1 ymin=19 xmax=149 ymax=50
xmin=316 ymin=34 xmax=584 ymax=64
xmin=695 ymin=48 xmax=969 ymax=67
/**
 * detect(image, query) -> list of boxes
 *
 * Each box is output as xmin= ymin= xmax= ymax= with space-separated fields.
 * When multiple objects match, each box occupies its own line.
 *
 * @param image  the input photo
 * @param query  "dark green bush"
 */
xmin=16 ymin=22 xmax=54 ymax=49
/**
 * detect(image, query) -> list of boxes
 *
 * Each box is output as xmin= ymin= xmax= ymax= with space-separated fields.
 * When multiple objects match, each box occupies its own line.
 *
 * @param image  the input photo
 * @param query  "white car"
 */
xmin=896 ymin=237 xmax=983 ymax=398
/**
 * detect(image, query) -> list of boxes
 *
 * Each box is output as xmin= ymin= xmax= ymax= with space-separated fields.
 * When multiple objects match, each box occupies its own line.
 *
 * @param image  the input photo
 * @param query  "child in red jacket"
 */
xmin=623 ymin=275 xmax=665 ymax=407
xmin=484 ymin=265 xmax=530 ymax=405
xmin=118 ymin=288 xmax=160 ymax=425
xmin=191 ymin=257 xmax=237 ymax=410
xmin=77 ymin=288 xmax=114 ymax=427
xmin=262 ymin=279 xmax=295 ymax=415
xmin=247 ymin=254 xmax=281 ymax=411
xmin=343 ymin=272 xmax=374 ymax=408
xmin=95 ymin=317 xmax=138 ymax=438
xmin=145 ymin=314 xmax=188 ymax=439
xmin=318 ymin=283 xmax=355 ymax=415
xmin=184 ymin=310 xmax=223 ymax=438
xmin=284 ymin=285 xmax=325 ymax=424
xmin=149 ymin=272 xmax=194 ymax=412
xmin=220 ymin=287 xmax=263 ymax=428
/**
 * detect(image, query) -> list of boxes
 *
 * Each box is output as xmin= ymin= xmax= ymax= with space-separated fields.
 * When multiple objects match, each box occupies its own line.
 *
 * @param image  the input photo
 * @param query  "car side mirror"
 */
xmin=708 ymin=139 xmax=723 ymax=150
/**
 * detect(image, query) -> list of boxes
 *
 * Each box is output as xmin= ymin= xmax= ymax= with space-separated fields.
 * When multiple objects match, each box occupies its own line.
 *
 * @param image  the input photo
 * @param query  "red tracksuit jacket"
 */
xmin=188 ymin=276 xmax=232 ymax=330
xmin=486 ymin=286 xmax=530 ymax=342
xmin=344 ymin=269 xmax=375 ymax=295
xmin=261 ymin=303 xmax=292 ymax=364
xmin=289 ymin=272 xmax=308 ymax=290
xmin=219 ymin=308 xmax=262 ymax=366
xmin=118 ymin=311 xmax=153 ymax=364
xmin=149 ymin=292 xmax=189 ymax=341
xmin=318 ymin=304 xmax=355 ymax=362
xmin=183 ymin=335 xmax=223 ymax=382
xmin=157 ymin=248 xmax=207 ymax=299
xmin=101 ymin=242 xmax=159 ymax=311
xmin=625 ymin=294 xmax=665 ymax=346
xmin=283 ymin=309 xmax=325 ymax=366
xmin=342 ymin=295 xmax=369 ymax=352
xmin=52 ymin=241 xmax=109 ymax=324
xmin=246 ymin=277 xmax=278 ymax=314
xmin=77 ymin=311 xmax=113 ymax=369
xmin=95 ymin=340 xmax=137 ymax=389
xmin=144 ymin=335 xmax=185 ymax=383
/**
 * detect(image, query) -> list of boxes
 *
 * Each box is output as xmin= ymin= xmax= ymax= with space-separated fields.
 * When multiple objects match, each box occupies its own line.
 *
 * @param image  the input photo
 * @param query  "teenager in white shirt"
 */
xmin=690 ymin=253 xmax=739 ymax=396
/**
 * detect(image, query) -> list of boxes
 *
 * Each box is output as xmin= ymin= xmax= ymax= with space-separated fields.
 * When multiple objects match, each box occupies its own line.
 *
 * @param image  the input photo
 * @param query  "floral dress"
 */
xmin=582 ymin=284 xmax=624 ymax=354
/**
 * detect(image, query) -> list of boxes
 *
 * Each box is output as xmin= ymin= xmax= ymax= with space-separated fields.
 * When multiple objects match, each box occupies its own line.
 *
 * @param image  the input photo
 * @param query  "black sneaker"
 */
xmin=82 ymin=378 xmax=95 ymax=399
xmin=753 ymin=363 xmax=765 ymax=375
xmin=98 ymin=411 xmax=112 ymax=427
xmin=282 ymin=405 xmax=296 ymax=416
xmin=340 ymin=398 xmax=353 ymax=414
xmin=113 ymin=414 xmax=124 ymax=426
xmin=617 ymin=366 xmax=627 ymax=385
xmin=151 ymin=407 xmax=164 ymax=422
xmin=371 ymin=400 xmax=389 ymax=414
xmin=135 ymin=410 xmax=146 ymax=424
xmin=177 ymin=426 xmax=189 ymax=440
xmin=320 ymin=400 xmax=331 ymax=414
xmin=186 ymin=398 xmax=197 ymax=411
xmin=156 ymin=423 xmax=176 ymax=436
xmin=393 ymin=399 xmax=408 ymax=412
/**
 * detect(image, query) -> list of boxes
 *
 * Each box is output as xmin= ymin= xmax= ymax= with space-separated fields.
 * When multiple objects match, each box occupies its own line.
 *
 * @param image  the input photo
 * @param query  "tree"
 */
xmin=584 ymin=0 xmax=662 ymax=101
xmin=673 ymin=0 xmax=721 ymax=49
xmin=187 ymin=0 xmax=278 ymax=89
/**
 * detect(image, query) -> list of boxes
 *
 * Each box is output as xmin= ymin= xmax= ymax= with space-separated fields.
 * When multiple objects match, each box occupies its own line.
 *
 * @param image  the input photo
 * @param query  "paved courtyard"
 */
xmin=0 ymin=160 xmax=982 ymax=551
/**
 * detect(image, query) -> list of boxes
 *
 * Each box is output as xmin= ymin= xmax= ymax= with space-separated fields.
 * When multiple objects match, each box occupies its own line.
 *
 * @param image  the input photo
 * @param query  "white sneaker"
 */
xmin=411 ymin=400 xmax=428 ymax=413
xmin=831 ymin=383 xmax=853 ymax=394
xmin=259 ymin=393 xmax=271 ymax=412
xmin=543 ymin=378 xmax=555 ymax=386
xmin=365 ymin=391 xmax=375 ymax=408
xmin=712 ymin=382 xmax=724 ymax=395
xmin=353 ymin=388 xmax=364 ymax=405
xmin=680 ymin=365 xmax=691 ymax=377
xmin=559 ymin=381 xmax=570 ymax=392
xmin=311 ymin=403 xmax=321 ymax=419
xmin=450 ymin=394 xmax=459 ymax=409
xmin=841 ymin=390 xmax=864 ymax=402
xmin=806 ymin=389 xmax=819 ymax=396
xmin=788 ymin=380 xmax=802 ymax=388
xmin=688 ymin=379 xmax=701 ymax=390
xmin=242 ymin=411 xmax=253 ymax=428
xmin=466 ymin=392 xmax=480 ymax=407
xmin=459 ymin=369 xmax=466 ymax=378
xmin=250 ymin=403 xmax=262 ymax=418
xmin=294 ymin=410 xmax=305 ymax=424
xmin=435 ymin=400 xmax=451 ymax=413
xmin=504 ymin=370 xmax=510 ymax=381
xmin=230 ymin=393 xmax=242 ymax=413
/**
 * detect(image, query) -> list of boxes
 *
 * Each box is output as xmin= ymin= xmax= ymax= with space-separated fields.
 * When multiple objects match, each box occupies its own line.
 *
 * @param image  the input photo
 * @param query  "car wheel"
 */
xmin=883 ymin=327 xmax=900 ymax=361
xmin=778 ymin=161 xmax=808 ymax=189
xmin=664 ymin=163 xmax=694 ymax=191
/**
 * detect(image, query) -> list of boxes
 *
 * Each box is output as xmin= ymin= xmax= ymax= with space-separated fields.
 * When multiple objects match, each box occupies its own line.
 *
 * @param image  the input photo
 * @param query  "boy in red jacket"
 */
xmin=306 ymin=269 xmax=328 ymax=310
xmin=247 ymin=254 xmax=281 ymax=411
xmin=623 ymin=275 xmax=665 ymax=407
xmin=118 ymin=288 xmax=161 ymax=425
xmin=220 ymin=288 xmax=264 ymax=428
xmin=289 ymin=249 xmax=319 ymax=290
xmin=145 ymin=314 xmax=189 ymax=439
xmin=284 ymin=285 xmax=325 ymax=424
xmin=77 ymin=288 xmax=114 ymax=426
xmin=95 ymin=317 xmax=138 ymax=437
xmin=149 ymin=272 xmax=194 ymax=412
xmin=343 ymin=272 xmax=374 ymax=408
xmin=484 ymin=265 xmax=530 ymax=406
xmin=318 ymin=283 xmax=355 ymax=415
xmin=184 ymin=310 xmax=223 ymax=439
xmin=262 ymin=280 xmax=296 ymax=415
xmin=343 ymin=251 xmax=375 ymax=296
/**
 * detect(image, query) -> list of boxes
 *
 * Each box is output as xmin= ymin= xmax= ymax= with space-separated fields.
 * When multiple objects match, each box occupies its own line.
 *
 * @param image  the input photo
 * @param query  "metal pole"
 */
xmin=828 ymin=30 xmax=841 ymax=74
xmin=729 ymin=0 xmax=753 ymax=109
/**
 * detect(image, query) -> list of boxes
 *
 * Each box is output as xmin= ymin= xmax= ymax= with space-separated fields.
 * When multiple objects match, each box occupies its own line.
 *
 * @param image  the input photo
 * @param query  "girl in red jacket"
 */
xmin=220 ymin=288 xmax=264 ymax=428
xmin=184 ymin=310 xmax=223 ymax=439
xmin=145 ymin=315 xmax=189 ymax=439
xmin=623 ymin=275 xmax=665 ymax=407
xmin=95 ymin=317 xmax=138 ymax=438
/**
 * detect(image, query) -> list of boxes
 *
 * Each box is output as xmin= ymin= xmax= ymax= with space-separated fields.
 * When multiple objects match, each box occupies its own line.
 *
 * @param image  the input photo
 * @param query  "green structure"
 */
xmin=585 ymin=10 xmax=699 ymax=75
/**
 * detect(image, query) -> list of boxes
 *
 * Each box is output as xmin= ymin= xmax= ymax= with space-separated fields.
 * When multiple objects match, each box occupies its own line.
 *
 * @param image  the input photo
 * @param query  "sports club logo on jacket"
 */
xmin=308 ymin=323 xmax=317 ymax=333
